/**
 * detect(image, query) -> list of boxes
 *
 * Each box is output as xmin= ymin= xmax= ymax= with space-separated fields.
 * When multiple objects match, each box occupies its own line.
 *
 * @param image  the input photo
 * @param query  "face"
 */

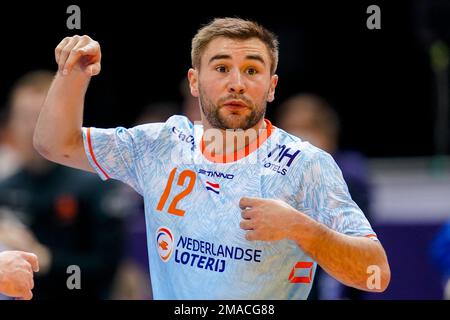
xmin=10 ymin=87 xmax=47 ymax=164
xmin=188 ymin=37 xmax=278 ymax=130
xmin=280 ymin=106 xmax=335 ymax=153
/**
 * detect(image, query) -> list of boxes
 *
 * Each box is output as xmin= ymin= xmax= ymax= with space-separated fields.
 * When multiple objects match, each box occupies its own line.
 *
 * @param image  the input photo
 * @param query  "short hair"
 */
xmin=191 ymin=17 xmax=279 ymax=74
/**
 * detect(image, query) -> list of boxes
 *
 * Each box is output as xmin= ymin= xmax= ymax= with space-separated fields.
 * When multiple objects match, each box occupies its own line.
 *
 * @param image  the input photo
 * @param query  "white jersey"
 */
xmin=82 ymin=115 xmax=377 ymax=299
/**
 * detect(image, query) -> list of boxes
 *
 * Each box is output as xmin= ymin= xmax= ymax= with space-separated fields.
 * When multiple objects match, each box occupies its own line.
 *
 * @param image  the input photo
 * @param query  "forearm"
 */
xmin=34 ymin=70 xmax=89 ymax=158
xmin=289 ymin=211 xmax=390 ymax=292
xmin=0 ymin=268 xmax=6 ymax=292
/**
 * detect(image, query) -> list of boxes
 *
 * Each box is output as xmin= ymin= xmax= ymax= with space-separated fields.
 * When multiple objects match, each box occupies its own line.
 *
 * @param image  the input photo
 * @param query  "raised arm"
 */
xmin=33 ymin=35 xmax=101 ymax=172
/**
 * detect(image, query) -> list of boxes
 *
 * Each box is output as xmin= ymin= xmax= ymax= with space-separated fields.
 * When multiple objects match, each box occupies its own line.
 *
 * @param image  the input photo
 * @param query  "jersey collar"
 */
xmin=200 ymin=119 xmax=274 ymax=163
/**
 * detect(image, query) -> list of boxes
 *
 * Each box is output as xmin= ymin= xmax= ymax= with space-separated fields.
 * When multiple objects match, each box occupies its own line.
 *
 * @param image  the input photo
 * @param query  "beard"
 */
xmin=199 ymin=86 xmax=267 ymax=130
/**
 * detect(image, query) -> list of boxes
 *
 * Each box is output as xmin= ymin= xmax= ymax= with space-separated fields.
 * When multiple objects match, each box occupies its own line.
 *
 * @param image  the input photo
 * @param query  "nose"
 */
xmin=227 ymin=69 xmax=246 ymax=94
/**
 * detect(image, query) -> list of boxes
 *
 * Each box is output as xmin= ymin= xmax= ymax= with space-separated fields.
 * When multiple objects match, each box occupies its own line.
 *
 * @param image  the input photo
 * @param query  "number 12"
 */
xmin=156 ymin=168 xmax=196 ymax=216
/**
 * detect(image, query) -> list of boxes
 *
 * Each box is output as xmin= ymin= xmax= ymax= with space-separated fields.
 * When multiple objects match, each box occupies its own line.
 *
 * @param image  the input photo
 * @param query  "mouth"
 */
xmin=222 ymin=100 xmax=248 ymax=110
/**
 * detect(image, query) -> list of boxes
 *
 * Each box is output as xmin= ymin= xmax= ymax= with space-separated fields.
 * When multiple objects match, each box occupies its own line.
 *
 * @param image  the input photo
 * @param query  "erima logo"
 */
xmin=198 ymin=169 xmax=234 ymax=180
xmin=156 ymin=226 xmax=174 ymax=262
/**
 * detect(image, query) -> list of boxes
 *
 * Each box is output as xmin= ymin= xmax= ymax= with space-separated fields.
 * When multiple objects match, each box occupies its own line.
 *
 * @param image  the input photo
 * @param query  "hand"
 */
xmin=0 ymin=251 xmax=39 ymax=300
xmin=239 ymin=196 xmax=304 ymax=242
xmin=55 ymin=35 xmax=101 ymax=76
xmin=0 ymin=221 xmax=52 ymax=274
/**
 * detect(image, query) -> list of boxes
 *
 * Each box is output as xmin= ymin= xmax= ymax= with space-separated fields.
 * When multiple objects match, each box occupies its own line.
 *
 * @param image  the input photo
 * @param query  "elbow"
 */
xmin=365 ymin=241 xmax=391 ymax=293
xmin=366 ymin=261 xmax=391 ymax=293
xmin=33 ymin=132 xmax=50 ymax=159
xmin=33 ymin=130 xmax=58 ymax=162
xmin=378 ymin=263 xmax=391 ymax=293
xmin=353 ymin=253 xmax=391 ymax=293
xmin=33 ymin=129 xmax=83 ymax=164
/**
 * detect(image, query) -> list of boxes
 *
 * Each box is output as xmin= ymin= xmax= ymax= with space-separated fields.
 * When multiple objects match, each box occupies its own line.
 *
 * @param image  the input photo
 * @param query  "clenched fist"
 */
xmin=0 ymin=251 xmax=39 ymax=300
xmin=55 ymin=35 xmax=101 ymax=76
xmin=239 ymin=196 xmax=305 ymax=242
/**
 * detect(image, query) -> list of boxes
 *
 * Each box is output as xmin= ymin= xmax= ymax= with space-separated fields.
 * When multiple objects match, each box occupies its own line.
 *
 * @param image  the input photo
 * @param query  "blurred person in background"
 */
xmin=0 ymin=70 xmax=125 ymax=299
xmin=430 ymin=220 xmax=450 ymax=300
xmin=0 ymin=107 xmax=22 ymax=181
xmin=276 ymin=93 xmax=372 ymax=300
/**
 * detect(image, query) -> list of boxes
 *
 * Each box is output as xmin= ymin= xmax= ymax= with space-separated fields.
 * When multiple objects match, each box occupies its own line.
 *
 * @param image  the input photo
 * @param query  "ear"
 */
xmin=187 ymin=68 xmax=199 ymax=97
xmin=267 ymin=74 xmax=279 ymax=103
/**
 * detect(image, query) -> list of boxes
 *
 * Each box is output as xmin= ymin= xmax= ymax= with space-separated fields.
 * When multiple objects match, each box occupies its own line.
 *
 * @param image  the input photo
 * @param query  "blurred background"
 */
xmin=0 ymin=0 xmax=449 ymax=299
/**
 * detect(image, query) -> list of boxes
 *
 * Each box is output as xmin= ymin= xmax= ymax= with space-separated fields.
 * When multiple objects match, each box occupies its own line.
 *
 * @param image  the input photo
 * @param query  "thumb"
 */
xmin=22 ymin=290 xmax=33 ymax=300
xmin=21 ymin=252 xmax=39 ymax=272
xmin=85 ymin=63 xmax=101 ymax=77
xmin=79 ymin=43 xmax=99 ymax=56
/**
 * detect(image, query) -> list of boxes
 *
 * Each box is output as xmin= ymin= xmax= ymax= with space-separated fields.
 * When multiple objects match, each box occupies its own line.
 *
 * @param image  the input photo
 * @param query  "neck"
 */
xmin=202 ymin=117 xmax=267 ymax=156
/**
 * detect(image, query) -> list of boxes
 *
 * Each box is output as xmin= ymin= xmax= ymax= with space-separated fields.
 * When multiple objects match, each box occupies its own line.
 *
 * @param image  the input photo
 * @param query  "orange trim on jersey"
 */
xmin=365 ymin=234 xmax=378 ymax=239
xmin=87 ymin=127 xmax=110 ymax=179
xmin=200 ymin=119 xmax=274 ymax=163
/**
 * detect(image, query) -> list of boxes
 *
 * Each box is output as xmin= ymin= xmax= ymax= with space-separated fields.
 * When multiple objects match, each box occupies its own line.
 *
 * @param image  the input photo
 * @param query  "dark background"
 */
xmin=1 ymin=0 xmax=449 ymax=301
xmin=0 ymin=0 xmax=444 ymax=157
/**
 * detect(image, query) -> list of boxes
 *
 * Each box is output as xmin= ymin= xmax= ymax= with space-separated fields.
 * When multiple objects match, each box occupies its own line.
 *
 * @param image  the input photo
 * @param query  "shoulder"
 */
xmin=96 ymin=115 xmax=194 ymax=154
xmin=270 ymin=126 xmax=332 ymax=166
xmin=269 ymin=127 xmax=340 ymax=184
xmin=125 ymin=115 xmax=193 ymax=140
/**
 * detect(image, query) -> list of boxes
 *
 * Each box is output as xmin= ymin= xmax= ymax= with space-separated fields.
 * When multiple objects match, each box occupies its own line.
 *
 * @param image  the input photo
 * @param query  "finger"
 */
xmin=241 ymin=208 xmax=255 ymax=220
xmin=55 ymin=37 xmax=70 ymax=65
xmin=245 ymin=230 xmax=258 ymax=241
xmin=19 ymin=260 xmax=33 ymax=275
xmin=239 ymin=196 xmax=262 ymax=210
xmin=79 ymin=41 xmax=100 ymax=56
xmin=239 ymin=219 xmax=254 ymax=230
xmin=63 ymin=40 xmax=94 ymax=74
xmin=58 ymin=36 xmax=80 ymax=74
xmin=22 ymin=290 xmax=33 ymax=300
xmin=87 ymin=62 xmax=101 ymax=77
xmin=21 ymin=252 xmax=39 ymax=272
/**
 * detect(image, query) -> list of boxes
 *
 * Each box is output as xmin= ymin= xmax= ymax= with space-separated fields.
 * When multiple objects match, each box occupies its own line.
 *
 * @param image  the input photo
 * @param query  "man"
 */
xmin=0 ymin=250 xmax=39 ymax=300
xmin=0 ymin=71 xmax=124 ymax=299
xmin=34 ymin=18 xmax=390 ymax=299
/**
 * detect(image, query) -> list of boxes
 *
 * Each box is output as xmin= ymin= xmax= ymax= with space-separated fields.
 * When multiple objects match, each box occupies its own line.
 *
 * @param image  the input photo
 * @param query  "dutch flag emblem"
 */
xmin=206 ymin=181 xmax=220 ymax=194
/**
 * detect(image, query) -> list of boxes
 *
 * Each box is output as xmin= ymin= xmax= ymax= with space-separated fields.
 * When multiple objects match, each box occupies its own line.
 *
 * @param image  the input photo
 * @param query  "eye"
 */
xmin=246 ymin=67 xmax=258 ymax=76
xmin=215 ymin=66 xmax=228 ymax=73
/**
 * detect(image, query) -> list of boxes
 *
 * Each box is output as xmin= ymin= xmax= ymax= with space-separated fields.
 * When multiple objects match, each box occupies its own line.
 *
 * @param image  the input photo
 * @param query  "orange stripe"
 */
xmin=365 ymin=234 xmax=378 ymax=239
xmin=201 ymin=119 xmax=274 ymax=163
xmin=87 ymin=127 xmax=110 ymax=179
